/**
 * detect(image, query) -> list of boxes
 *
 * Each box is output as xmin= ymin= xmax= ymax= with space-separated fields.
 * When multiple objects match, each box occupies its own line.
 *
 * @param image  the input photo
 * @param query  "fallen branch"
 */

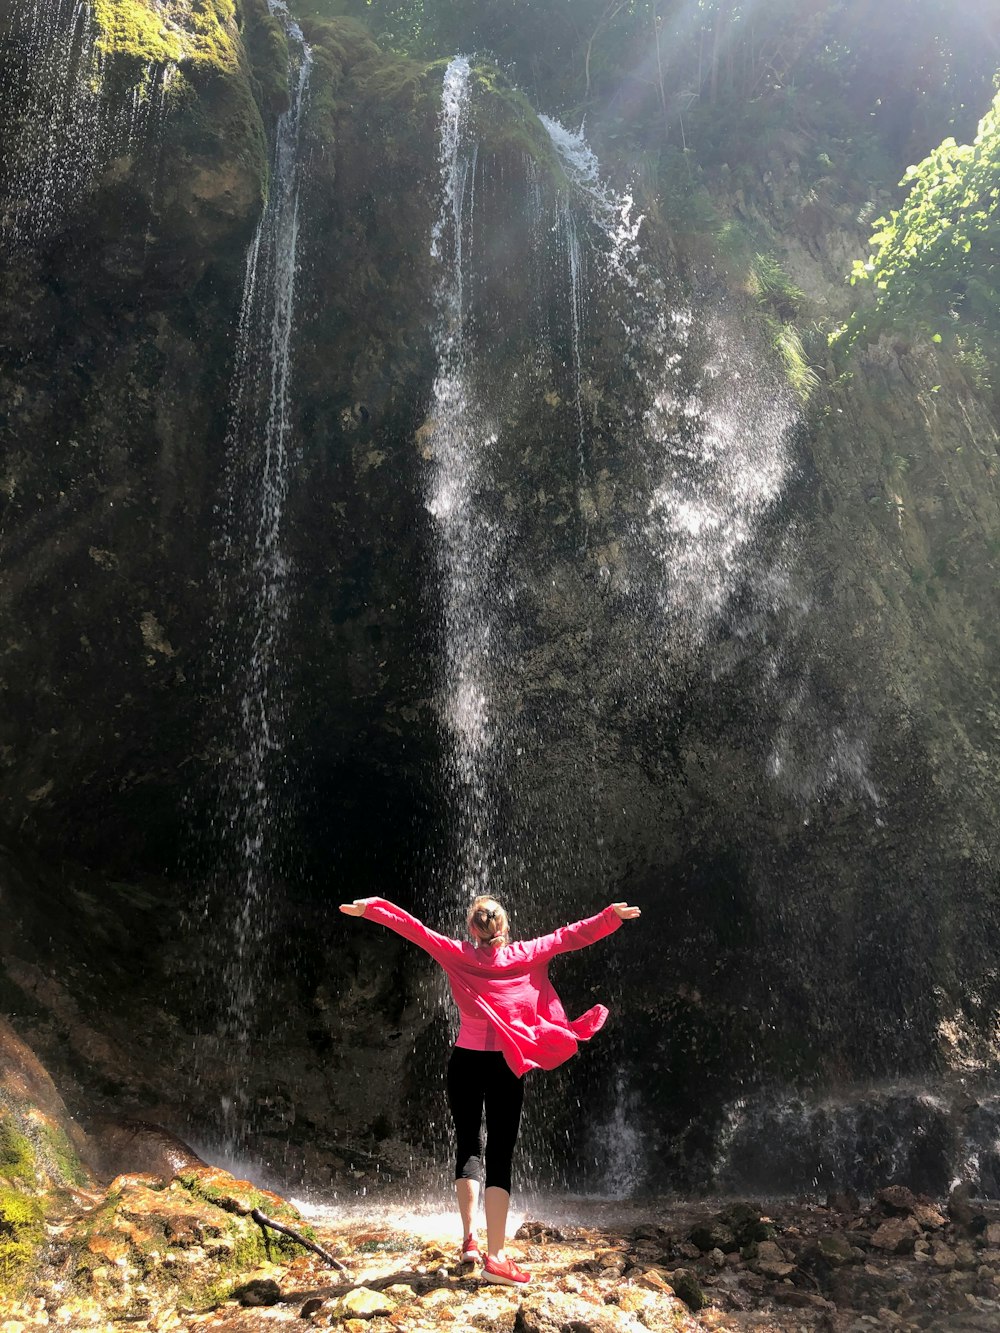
xmin=250 ymin=1207 xmax=349 ymax=1274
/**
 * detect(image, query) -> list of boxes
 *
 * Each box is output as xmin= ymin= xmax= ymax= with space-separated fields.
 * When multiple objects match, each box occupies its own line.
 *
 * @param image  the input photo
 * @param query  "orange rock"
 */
xmin=615 ymin=1288 xmax=650 ymax=1314
xmin=636 ymin=1268 xmax=675 ymax=1295
xmin=86 ymin=1234 xmax=130 ymax=1262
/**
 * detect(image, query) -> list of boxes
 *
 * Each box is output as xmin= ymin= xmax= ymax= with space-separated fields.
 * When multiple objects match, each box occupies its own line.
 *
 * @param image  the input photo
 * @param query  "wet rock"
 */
xmin=516 ymin=1219 xmax=566 ymax=1243
xmin=716 ymin=1203 xmax=775 ymax=1246
xmin=666 ymin=1267 xmax=708 ymax=1311
xmin=814 ymin=1233 xmax=859 ymax=1266
xmin=912 ymin=1202 xmax=947 ymax=1230
xmin=827 ymin=1189 xmax=861 ymax=1214
xmin=949 ymin=1183 xmax=988 ymax=1234
xmin=751 ymin=1238 xmax=796 ymax=1276
xmin=876 ymin=1185 xmax=920 ymax=1215
xmin=871 ymin=1216 xmax=922 ymax=1253
xmin=234 ymin=1276 xmax=280 ymax=1306
xmin=85 ymin=1116 xmax=205 ymax=1183
xmin=332 ymin=1287 xmax=399 ymax=1318
xmin=631 ymin=1223 xmax=671 ymax=1243
xmin=513 ymin=1291 xmax=638 ymax=1333
xmin=773 ymin=1288 xmax=836 ymax=1311
xmin=955 ymin=1240 xmax=979 ymax=1269
xmin=931 ymin=1239 xmax=958 ymax=1270
xmin=690 ymin=1222 xmax=736 ymax=1253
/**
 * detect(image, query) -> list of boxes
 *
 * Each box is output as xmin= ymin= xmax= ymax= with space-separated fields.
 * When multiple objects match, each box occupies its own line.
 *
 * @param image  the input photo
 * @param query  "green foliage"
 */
xmin=748 ymin=253 xmax=805 ymax=318
xmin=842 ymin=85 xmax=1000 ymax=353
xmin=773 ymin=322 xmax=820 ymax=405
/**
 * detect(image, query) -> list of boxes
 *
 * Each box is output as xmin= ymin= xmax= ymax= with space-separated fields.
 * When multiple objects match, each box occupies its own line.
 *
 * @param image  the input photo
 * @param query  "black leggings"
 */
xmin=446 ymin=1047 xmax=525 ymax=1193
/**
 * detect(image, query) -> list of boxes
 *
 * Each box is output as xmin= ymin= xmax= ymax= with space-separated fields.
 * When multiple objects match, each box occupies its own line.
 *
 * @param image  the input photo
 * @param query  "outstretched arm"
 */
xmin=516 ymin=902 xmax=640 ymax=964
xmin=339 ymin=897 xmax=464 ymax=967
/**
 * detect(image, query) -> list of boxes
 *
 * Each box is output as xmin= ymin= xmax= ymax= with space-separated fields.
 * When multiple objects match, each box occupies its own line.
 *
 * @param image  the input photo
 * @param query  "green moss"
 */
xmin=469 ymin=65 xmax=566 ymax=183
xmin=243 ymin=0 xmax=291 ymax=114
xmin=92 ymin=0 xmax=239 ymax=73
xmin=36 ymin=1121 xmax=89 ymax=1189
xmin=0 ymin=1188 xmax=44 ymax=1291
xmin=92 ymin=0 xmax=184 ymax=64
xmin=187 ymin=0 xmax=240 ymax=73
xmin=0 ymin=1118 xmax=35 ymax=1186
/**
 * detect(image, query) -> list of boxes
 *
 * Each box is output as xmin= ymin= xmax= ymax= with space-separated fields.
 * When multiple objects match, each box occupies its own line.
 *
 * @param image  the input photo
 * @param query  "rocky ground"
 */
xmin=6 ymin=1181 xmax=1000 ymax=1332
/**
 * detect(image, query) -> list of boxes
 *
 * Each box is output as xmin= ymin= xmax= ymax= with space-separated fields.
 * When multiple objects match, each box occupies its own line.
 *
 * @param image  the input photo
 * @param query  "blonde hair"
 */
xmin=467 ymin=895 xmax=509 ymax=948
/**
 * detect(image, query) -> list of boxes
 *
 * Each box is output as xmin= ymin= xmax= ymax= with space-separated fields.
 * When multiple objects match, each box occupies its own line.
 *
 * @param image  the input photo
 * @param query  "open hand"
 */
xmin=611 ymin=902 xmax=641 ymax=920
xmin=339 ymin=901 xmax=367 ymax=917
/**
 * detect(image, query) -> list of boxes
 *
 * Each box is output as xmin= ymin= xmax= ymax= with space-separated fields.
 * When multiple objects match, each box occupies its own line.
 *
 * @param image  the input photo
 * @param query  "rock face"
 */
xmin=0 ymin=0 xmax=999 ymax=1194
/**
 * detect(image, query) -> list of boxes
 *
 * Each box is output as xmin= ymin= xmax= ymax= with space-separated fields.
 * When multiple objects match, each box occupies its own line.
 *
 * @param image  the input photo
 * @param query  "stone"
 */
xmin=827 ymin=1189 xmax=861 ymax=1214
xmin=299 ymin=1297 xmax=324 ymax=1317
xmin=876 ymin=1185 xmax=919 ymax=1215
xmin=666 ymin=1268 xmax=707 ymax=1311
xmin=955 ymin=1240 xmax=978 ymax=1269
xmin=717 ymin=1203 xmax=775 ymax=1246
xmin=986 ymin=1223 xmax=1000 ymax=1247
xmin=235 ymin=1277 xmax=280 ymax=1306
xmin=516 ymin=1219 xmax=566 ymax=1243
xmin=636 ymin=1268 xmax=675 ymax=1294
xmin=753 ymin=1238 xmax=796 ymax=1279
xmin=816 ymin=1233 xmax=858 ymax=1266
xmin=948 ymin=1183 xmax=987 ymax=1234
xmin=912 ymin=1202 xmax=947 ymax=1230
xmin=333 ymin=1287 xmax=398 ymax=1318
xmin=871 ymin=1216 xmax=921 ymax=1254
xmin=689 ymin=1223 xmax=736 ymax=1253
xmin=513 ymin=1291 xmax=639 ymax=1333
xmin=931 ymin=1242 xmax=957 ymax=1270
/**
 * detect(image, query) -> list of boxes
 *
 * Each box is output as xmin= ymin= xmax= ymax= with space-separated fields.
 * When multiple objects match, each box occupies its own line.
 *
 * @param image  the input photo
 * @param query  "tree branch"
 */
xmin=250 ymin=1208 xmax=349 ymax=1275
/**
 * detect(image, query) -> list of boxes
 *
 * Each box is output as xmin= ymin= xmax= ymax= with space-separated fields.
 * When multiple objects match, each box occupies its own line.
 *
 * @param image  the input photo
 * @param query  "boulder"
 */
xmin=875 ymin=1185 xmax=919 ymax=1215
xmin=234 ymin=1276 xmax=281 ymax=1306
xmin=689 ymin=1222 xmax=736 ymax=1253
xmin=871 ymin=1216 xmax=922 ymax=1254
xmin=716 ymin=1202 xmax=775 ymax=1246
xmin=826 ymin=1189 xmax=861 ymax=1214
xmin=814 ymin=1233 xmax=858 ymax=1266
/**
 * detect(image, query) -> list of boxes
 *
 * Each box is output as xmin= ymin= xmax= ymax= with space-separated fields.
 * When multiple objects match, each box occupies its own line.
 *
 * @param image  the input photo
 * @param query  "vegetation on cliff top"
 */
xmin=842 ymin=82 xmax=1000 ymax=374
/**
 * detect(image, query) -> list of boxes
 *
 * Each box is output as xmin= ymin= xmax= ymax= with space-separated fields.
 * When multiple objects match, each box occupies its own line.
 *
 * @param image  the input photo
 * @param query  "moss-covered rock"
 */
xmin=64 ymin=1167 xmax=305 ymax=1313
xmin=93 ymin=0 xmax=240 ymax=72
xmin=0 ymin=1187 xmax=44 ymax=1289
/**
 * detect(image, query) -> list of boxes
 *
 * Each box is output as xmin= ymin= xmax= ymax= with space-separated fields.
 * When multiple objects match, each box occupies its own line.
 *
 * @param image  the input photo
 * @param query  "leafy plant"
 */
xmin=841 ymin=85 xmax=1000 ymax=354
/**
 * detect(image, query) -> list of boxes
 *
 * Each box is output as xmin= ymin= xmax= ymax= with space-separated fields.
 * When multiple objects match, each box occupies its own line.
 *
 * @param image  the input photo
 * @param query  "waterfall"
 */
xmin=209 ymin=0 xmax=312 ymax=1152
xmin=542 ymin=114 xmax=880 ymax=815
xmin=0 ymin=0 xmax=103 ymax=247
xmin=0 ymin=0 xmax=176 ymax=250
xmin=425 ymin=56 xmax=502 ymax=911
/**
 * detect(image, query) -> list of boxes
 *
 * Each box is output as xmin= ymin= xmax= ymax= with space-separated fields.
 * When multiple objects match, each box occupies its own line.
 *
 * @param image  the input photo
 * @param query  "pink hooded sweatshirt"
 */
xmin=360 ymin=898 xmax=622 ymax=1077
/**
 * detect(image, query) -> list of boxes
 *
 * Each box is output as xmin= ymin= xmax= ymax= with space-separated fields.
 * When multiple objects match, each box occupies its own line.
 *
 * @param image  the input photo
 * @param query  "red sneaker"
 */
xmin=483 ymin=1253 xmax=531 ymax=1286
xmin=461 ymin=1233 xmax=482 ymax=1265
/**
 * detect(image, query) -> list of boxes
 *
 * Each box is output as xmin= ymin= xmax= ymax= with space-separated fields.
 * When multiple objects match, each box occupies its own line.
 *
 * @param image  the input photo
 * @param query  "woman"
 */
xmin=340 ymin=893 xmax=641 ymax=1286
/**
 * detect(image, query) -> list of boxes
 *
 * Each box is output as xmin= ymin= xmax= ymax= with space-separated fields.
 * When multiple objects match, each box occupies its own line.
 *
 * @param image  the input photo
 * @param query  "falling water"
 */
xmin=425 ymin=57 xmax=503 ymax=913
xmin=0 ymin=0 xmax=178 ymax=251
xmin=542 ymin=114 xmax=882 ymax=819
xmin=0 ymin=0 xmax=103 ymax=247
xmin=209 ymin=0 xmax=312 ymax=1151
